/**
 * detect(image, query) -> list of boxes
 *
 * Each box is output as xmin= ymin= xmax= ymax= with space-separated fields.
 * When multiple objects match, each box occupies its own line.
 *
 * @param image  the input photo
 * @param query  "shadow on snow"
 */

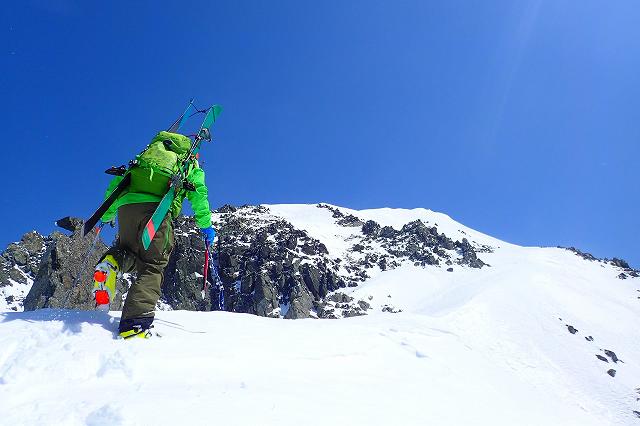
xmin=0 ymin=308 xmax=119 ymax=338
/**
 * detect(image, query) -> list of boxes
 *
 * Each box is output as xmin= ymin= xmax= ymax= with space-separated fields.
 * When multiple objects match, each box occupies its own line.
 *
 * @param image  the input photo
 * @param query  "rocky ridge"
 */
xmin=563 ymin=246 xmax=640 ymax=280
xmin=4 ymin=204 xmax=496 ymax=318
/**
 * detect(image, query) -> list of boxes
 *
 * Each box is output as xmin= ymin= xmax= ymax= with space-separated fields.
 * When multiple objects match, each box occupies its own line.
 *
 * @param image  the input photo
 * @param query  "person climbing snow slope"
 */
xmin=92 ymin=130 xmax=216 ymax=339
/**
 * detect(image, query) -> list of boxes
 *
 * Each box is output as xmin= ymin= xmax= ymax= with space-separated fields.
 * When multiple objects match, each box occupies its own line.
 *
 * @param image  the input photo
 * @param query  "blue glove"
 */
xmin=201 ymin=226 xmax=216 ymax=247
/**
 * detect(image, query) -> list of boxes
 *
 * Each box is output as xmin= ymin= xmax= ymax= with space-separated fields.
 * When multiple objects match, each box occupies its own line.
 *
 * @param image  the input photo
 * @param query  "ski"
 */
xmin=141 ymin=105 xmax=222 ymax=250
xmin=154 ymin=318 xmax=207 ymax=334
xmin=167 ymin=98 xmax=195 ymax=133
xmin=82 ymin=173 xmax=130 ymax=236
xmin=81 ymin=100 xmax=197 ymax=237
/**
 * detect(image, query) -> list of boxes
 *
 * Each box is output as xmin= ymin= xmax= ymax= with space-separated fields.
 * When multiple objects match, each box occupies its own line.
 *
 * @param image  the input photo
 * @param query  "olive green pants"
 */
xmin=105 ymin=202 xmax=174 ymax=320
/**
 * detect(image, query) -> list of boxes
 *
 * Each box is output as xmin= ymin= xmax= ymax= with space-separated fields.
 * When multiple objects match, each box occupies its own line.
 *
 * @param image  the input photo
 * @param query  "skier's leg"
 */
xmin=93 ymin=212 xmax=138 ymax=310
xmin=119 ymin=203 xmax=174 ymax=334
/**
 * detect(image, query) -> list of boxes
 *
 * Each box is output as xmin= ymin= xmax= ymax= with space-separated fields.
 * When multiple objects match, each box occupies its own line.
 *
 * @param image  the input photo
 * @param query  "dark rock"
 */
xmin=317 ymin=203 xmax=344 ymax=218
xmin=585 ymin=336 xmax=594 ymax=342
xmin=216 ymin=204 xmax=237 ymax=213
xmin=337 ymin=214 xmax=364 ymax=227
xmin=285 ymin=282 xmax=314 ymax=319
xmin=327 ymin=292 xmax=353 ymax=303
xmin=565 ymin=247 xmax=639 ymax=275
xmin=456 ymin=238 xmax=485 ymax=269
xmin=378 ymin=257 xmax=387 ymax=271
xmin=301 ymin=264 xmax=322 ymax=299
xmin=382 ymin=304 xmax=402 ymax=313
xmin=618 ymin=273 xmax=627 ymax=280
xmin=24 ymin=228 xmax=115 ymax=311
xmin=565 ymin=247 xmax=597 ymax=262
xmin=342 ymin=308 xmax=365 ymax=318
xmin=316 ymin=204 xmax=365 ymax=227
xmin=567 ymin=325 xmax=578 ymax=334
xmin=299 ymin=243 xmax=315 ymax=256
xmin=317 ymin=243 xmax=329 ymax=255
xmin=447 ymin=267 xmax=454 ymax=272
xmin=607 ymin=369 xmax=616 ymax=377
xmin=596 ymin=355 xmax=609 ymax=363
xmin=633 ymin=411 xmax=640 ymax=418
xmin=362 ymin=220 xmax=381 ymax=236
xmin=352 ymin=244 xmax=365 ymax=252
xmin=318 ymin=307 xmax=337 ymax=319
xmin=604 ymin=350 xmax=619 ymax=363
xmin=401 ymin=220 xmax=435 ymax=242
xmin=379 ymin=226 xmax=397 ymax=239
xmin=357 ymin=300 xmax=370 ymax=310
xmin=253 ymin=273 xmax=278 ymax=317
xmin=6 ymin=243 xmax=29 ymax=266
xmin=285 ymin=235 xmax=297 ymax=250
xmin=610 ymin=258 xmax=630 ymax=269
xmin=55 ymin=216 xmax=83 ymax=232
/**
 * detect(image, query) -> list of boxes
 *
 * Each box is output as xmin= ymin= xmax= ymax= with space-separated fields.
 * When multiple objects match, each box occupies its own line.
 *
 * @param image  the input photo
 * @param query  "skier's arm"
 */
xmin=100 ymin=175 xmax=124 ymax=223
xmin=186 ymin=167 xmax=213 ymax=229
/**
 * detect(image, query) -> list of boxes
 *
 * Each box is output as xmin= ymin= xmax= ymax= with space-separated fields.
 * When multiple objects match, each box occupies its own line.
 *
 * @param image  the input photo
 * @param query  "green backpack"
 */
xmin=128 ymin=131 xmax=193 ymax=196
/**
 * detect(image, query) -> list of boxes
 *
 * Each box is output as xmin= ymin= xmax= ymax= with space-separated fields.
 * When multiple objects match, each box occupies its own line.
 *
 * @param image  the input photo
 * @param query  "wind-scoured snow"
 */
xmin=1 ymin=204 xmax=639 ymax=425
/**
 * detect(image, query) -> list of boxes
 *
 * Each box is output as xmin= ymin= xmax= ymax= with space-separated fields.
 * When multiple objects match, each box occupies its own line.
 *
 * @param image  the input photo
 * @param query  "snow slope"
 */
xmin=1 ymin=204 xmax=639 ymax=425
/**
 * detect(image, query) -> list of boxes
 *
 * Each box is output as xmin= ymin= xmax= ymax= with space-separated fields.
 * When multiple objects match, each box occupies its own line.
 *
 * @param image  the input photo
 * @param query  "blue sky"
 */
xmin=2 ymin=1 xmax=639 ymax=267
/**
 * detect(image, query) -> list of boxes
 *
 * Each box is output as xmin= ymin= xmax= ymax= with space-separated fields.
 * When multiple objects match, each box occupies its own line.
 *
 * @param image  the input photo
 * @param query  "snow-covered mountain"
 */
xmin=1 ymin=204 xmax=639 ymax=425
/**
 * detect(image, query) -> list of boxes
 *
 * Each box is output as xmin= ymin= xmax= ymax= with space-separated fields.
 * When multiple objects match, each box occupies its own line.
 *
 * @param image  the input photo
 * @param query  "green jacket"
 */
xmin=100 ymin=163 xmax=213 ymax=229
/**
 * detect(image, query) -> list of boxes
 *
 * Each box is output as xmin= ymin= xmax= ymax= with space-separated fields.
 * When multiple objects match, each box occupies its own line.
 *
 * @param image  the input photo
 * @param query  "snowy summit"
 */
xmin=1 ymin=203 xmax=639 ymax=425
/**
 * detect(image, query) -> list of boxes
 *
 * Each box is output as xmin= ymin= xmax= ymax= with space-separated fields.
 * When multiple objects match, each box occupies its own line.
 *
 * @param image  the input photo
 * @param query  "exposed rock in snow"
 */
xmin=1 ymin=204 xmax=637 ymax=324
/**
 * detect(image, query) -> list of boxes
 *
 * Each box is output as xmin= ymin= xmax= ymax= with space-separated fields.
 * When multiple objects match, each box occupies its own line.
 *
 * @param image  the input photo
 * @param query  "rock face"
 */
xmin=208 ymin=206 xmax=349 ymax=319
xmin=1 ymin=231 xmax=50 ymax=311
xmin=4 ymin=204 xmax=493 ymax=318
xmin=22 ymin=220 xmax=128 ymax=312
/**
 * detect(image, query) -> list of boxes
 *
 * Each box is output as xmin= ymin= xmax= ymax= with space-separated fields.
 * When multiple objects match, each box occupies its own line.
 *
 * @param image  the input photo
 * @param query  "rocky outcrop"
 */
xmin=5 ymin=204 xmax=492 ymax=318
xmin=356 ymin=218 xmax=486 ymax=269
xmin=22 ymin=222 xmax=129 ymax=311
xmin=0 ymin=231 xmax=50 ymax=311
xmin=209 ymin=206 xmax=349 ymax=318
xmin=563 ymin=247 xmax=639 ymax=279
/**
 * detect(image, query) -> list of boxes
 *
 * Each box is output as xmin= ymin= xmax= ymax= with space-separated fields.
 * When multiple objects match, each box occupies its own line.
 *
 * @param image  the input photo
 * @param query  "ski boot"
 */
xmin=93 ymin=255 xmax=119 ymax=311
xmin=118 ymin=317 xmax=154 ymax=339
xmin=119 ymin=325 xmax=154 ymax=339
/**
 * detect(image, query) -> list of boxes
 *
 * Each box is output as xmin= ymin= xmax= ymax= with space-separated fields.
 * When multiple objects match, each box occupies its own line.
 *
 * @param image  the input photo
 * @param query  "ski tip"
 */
xmin=211 ymin=105 xmax=223 ymax=120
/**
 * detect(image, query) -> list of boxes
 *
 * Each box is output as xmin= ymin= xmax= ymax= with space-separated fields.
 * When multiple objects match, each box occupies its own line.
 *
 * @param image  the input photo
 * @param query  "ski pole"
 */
xmin=202 ymin=244 xmax=209 ymax=300
xmin=212 ymin=260 xmax=224 ymax=310
xmin=202 ymin=242 xmax=224 ymax=309
xmin=62 ymin=222 xmax=105 ymax=308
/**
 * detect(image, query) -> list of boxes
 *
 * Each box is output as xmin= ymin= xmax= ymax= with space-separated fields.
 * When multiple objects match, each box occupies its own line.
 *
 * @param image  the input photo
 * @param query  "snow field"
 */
xmin=0 ymin=307 xmax=623 ymax=426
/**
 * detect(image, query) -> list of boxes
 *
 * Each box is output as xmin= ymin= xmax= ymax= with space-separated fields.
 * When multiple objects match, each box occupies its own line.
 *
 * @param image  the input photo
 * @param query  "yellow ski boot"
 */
xmin=119 ymin=326 xmax=154 ymax=339
xmin=93 ymin=255 xmax=119 ymax=311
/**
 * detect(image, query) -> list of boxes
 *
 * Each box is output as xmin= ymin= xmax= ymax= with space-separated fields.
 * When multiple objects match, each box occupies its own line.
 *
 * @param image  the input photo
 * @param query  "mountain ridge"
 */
xmin=1 ymin=203 xmax=636 ymax=314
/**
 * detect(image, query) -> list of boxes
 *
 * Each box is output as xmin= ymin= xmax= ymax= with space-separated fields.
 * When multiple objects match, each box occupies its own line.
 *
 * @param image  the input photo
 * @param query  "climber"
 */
xmin=92 ymin=130 xmax=215 ymax=339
